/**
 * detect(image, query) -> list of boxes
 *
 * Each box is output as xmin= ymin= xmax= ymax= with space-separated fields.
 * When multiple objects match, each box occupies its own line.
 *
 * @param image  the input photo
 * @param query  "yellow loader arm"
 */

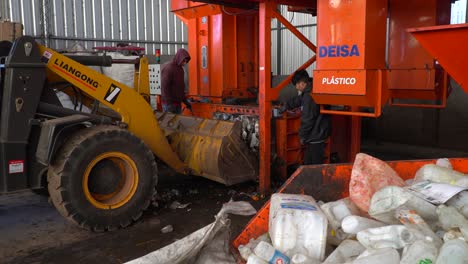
xmin=38 ymin=45 xmax=187 ymax=174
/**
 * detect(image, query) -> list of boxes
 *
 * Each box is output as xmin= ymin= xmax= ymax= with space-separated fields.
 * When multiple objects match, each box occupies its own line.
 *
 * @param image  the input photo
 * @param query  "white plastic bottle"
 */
xmin=254 ymin=241 xmax=291 ymax=264
xmin=368 ymin=186 xmax=438 ymax=224
xmin=352 ymin=248 xmax=400 ymax=264
xmin=396 ymin=208 xmax=443 ymax=248
xmin=435 ymin=239 xmax=468 ymax=264
xmin=291 ymin=254 xmax=319 ymax=264
xmin=356 ymin=225 xmax=418 ymax=249
xmin=436 ymin=158 xmax=453 ymax=169
xmin=341 ymin=215 xmax=386 ymax=234
xmin=247 ymin=254 xmax=268 ymax=264
xmin=239 ymin=233 xmax=272 ymax=261
xmin=414 ymin=164 xmax=468 ymax=187
xmin=323 ymin=239 xmax=365 ymax=264
xmin=436 ymin=205 xmax=468 ymax=240
xmin=269 ymin=194 xmax=327 ymax=260
xmin=321 ymin=198 xmax=361 ymax=230
xmin=443 ymin=229 xmax=465 ymax=242
xmin=400 ymin=240 xmax=439 ymax=264
xmin=446 ymin=191 xmax=468 ymax=218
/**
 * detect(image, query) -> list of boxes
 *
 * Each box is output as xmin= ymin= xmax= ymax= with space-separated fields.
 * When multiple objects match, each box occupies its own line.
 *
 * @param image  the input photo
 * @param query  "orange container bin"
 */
xmin=231 ymin=158 xmax=468 ymax=262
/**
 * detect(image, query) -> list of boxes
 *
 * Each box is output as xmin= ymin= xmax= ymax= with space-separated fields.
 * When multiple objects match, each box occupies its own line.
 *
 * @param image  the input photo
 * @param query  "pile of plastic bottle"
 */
xmin=238 ymin=153 xmax=468 ymax=264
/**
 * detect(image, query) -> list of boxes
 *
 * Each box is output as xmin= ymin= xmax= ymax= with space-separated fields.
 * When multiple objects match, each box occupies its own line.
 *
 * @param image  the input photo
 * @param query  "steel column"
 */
xmin=349 ymin=107 xmax=361 ymax=162
xmin=258 ymin=0 xmax=274 ymax=194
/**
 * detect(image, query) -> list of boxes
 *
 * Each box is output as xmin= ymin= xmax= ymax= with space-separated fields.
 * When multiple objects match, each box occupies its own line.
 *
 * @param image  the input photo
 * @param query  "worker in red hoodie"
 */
xmin=161 ymin=48 xmax=192 ymax=114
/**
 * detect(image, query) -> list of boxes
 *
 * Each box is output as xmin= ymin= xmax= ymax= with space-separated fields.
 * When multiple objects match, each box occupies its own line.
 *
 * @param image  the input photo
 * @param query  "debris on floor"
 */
xmin=169 ymin=201 xmax=191 ymax=210
xmin=126 ymin=200 xmax=257 ymax=264
xmin=161 ymin=225 xmax=174 ymax=234
xmin=237 ymin=154 xmax=468 ymax=264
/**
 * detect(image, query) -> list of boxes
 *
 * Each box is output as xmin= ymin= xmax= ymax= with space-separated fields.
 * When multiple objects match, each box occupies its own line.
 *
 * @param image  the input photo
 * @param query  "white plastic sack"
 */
xmin=56 ymin=91 xmax=91 ymax=113
xmin=102 ymin=52 xmax=138 ymax=89
xmin=126 ymin=201 xmax=256 ymax=264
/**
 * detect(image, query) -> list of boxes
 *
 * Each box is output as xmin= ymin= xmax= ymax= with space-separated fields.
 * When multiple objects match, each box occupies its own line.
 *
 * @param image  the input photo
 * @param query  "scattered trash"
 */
xmin=170 ymin=189 xmax=181 ymax=197
xmin=188 ymin=189 xmax=199 ymax=195
xmin=239 ymin=192 xmax=264 ymax=201
xmin=169 ymin=201 xmax=191 ymax=210
xmin=236 ymin=154 xmax=468 ymax=264
xmin=127 ymin=201 xmax=256 ymax=264
xmin=161 ymin=225 xmax=174 ymax=234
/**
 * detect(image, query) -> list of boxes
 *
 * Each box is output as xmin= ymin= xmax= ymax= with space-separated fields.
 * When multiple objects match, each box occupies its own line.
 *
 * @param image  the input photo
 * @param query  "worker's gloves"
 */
xmin=278 ymin=105 xmax=288 ymax=114
xmin=300 ymin=138 xmax=306 ymax=145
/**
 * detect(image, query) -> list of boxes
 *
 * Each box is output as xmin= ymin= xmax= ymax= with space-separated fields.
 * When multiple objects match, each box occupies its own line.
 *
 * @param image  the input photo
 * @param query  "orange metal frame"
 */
xmin=170 ymin=0 xmax=455 ymax=195
xmin=257 ymin=0 xmax=320 ymax=193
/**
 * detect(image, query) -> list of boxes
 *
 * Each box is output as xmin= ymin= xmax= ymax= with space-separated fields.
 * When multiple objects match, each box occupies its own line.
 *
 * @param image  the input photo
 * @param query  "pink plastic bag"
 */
xmin=349 ymin=153 xmax=405 ymax=212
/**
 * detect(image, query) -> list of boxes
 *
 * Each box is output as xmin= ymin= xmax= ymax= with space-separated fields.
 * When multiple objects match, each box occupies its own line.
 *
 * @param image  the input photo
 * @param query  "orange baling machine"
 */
xmin=170 ymin=0 xmax=460 ymax=193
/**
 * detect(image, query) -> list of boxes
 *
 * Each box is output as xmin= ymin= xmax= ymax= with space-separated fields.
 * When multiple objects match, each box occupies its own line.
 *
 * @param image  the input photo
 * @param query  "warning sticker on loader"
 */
xmin=41 ymin=50 xmax=53 ymax=63
xmin=105 ymin=84 xmax=121 ymax=104
xmin=9 ymin=160 xmax=24 ymax=174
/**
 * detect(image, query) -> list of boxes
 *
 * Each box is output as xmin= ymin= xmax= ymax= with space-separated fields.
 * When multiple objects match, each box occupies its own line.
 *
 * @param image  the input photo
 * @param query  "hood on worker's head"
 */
xmin=174 ymin=48 xmax=191 ymax=66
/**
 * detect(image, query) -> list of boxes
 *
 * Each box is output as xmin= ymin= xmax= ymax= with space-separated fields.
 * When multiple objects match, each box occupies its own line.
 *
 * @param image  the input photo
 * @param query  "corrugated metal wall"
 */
xmin=272 ymin=6 xmax=317 ymax=76
xmin=1 ymin=0 xmax=187 ymax=55
xmin=1 ymin=1 xmax=316 ymax=72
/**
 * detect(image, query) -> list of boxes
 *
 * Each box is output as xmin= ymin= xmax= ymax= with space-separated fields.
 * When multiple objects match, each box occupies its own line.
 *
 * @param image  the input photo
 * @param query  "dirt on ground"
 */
xmin=0 ymin=170 xmax=267 ymax=264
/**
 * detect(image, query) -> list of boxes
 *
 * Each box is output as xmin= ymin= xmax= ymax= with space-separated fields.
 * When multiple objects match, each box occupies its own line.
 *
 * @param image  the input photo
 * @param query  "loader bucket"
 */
xmin=155 ymin=112 xmax=258 ymax=185
xmin=409 ymin=24 xmax=468 ymax=93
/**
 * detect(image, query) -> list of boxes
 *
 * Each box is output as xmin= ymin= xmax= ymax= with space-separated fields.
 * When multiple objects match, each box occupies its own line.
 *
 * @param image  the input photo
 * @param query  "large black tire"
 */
xmin=47 ymin=125 xmax=157 ymax=231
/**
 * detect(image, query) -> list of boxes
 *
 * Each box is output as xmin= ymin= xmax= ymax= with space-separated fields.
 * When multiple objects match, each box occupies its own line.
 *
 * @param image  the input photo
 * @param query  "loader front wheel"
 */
xmin=47 ymin=126 xmax=157 ymax=231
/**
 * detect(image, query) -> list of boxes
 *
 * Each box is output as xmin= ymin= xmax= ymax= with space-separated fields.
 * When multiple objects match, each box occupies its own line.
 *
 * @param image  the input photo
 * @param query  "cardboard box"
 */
xmin=0 ymin=21 xmax=23 ymax=41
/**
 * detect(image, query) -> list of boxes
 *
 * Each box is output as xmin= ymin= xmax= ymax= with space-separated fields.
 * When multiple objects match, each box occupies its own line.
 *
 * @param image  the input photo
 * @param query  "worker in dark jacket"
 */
xmin=282 ymin=70 xmax=331 ymax=165
xmin=161 ymin=48 xmax=192 ymax=114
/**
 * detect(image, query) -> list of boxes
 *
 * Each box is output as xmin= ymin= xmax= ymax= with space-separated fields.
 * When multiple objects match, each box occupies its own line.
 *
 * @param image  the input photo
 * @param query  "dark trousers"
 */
xmin=304 ymin=142 xmax=325 ymax=165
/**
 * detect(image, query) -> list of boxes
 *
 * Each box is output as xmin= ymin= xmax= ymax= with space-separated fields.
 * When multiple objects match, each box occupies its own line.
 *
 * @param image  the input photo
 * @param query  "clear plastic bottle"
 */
xmin=352 ymin=248 xmax=400 ymax=264
xmin=323 ymin=239 xmax=366 ymax=264
xmin=269 ymin=194 xmax=327 ymax=260
xmin=341 ymin=215 xmax=386 ymax=234
xmin=291 ymin=254 xmax=320 ymax=264
xmin=436 ymin=158 xmax=453 ymax=169
xmin=414 ymin=164 xmax=468 ymax=187
xmin=435 ymin=239 xmax=468 ymax=264
xmin=446 ymin=191 xmax=468 ymax=218
xmin=443 ymin=229 xmax=465 ymax=242
xmin=247 ymin=254 xmax=268 ymax=264
xmin=400 ymin=240 xmax=439 ymax=264
xmin=239 ymin=233 xmax=271 ymax=261
xmin=321 ymin=198 xmax=361 ymax=230
xmin=396 ymin=208 xmax=443 ymax=248
xmin=356 ymin=225 xmax=418 ymax=249
xmin=436 ymin=205 xmax=468 ymax=241
xmin=368 ymin=186 xmax=438 ymax=224
xmin=254 ymin=241 xmax=290 ymax=264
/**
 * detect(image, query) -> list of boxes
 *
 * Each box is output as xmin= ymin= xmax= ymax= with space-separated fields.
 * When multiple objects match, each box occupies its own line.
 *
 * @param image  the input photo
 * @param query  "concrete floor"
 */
xmin=0 ymin=171 xmax=266 ymax=264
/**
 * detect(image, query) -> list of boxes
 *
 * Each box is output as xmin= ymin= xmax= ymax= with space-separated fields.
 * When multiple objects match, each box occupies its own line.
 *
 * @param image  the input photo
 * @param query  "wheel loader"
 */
xmin=0 ymin=36 xmax=257 ymax=231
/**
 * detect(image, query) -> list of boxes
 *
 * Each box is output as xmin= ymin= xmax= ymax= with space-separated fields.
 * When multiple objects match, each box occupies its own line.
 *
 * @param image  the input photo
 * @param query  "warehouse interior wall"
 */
xmin=1 ymin=0 xmax=187 ymax=55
